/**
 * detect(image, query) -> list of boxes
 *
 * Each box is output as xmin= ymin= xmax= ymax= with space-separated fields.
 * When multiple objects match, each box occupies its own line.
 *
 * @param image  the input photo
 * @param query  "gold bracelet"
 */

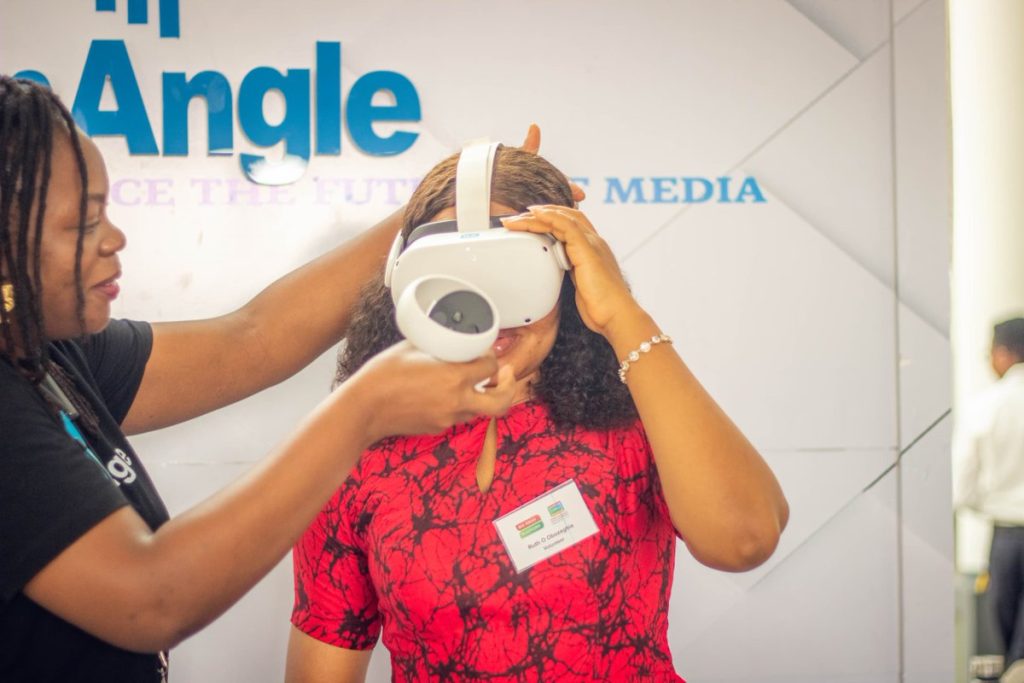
xmin=617 ymin=333 xmax=673 ymax=383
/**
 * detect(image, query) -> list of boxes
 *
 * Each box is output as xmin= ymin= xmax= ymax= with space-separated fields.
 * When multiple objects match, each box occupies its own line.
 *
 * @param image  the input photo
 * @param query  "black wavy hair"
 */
xmin=337 ymin=146 xmax=637 ymax=431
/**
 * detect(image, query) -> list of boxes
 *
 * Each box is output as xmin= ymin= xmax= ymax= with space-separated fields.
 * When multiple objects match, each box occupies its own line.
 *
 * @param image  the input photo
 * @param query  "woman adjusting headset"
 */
xmin=0 ymin=77 xmax=526 ymax=683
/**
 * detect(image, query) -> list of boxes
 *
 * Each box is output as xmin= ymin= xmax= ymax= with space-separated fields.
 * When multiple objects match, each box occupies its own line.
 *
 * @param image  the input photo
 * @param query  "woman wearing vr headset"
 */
xmin=0 ymin=77 xmax=521 ymax=683
xmin=288 ymin=146 xmax=789 ymax=681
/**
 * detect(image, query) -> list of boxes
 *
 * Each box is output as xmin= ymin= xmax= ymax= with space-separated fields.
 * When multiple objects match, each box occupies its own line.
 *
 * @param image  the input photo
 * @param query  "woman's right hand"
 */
xmin=345 ymin=341 xmax=516 ymax=443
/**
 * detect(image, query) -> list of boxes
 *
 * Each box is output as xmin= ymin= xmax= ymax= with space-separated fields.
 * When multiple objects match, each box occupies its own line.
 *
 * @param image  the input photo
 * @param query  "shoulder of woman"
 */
xmin=0 ymin=362 xmax=57 ymax=436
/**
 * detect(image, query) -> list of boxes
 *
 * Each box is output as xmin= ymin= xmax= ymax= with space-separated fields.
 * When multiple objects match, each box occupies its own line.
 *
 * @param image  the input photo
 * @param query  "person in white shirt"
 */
xmin=955 ymin=317 xmax=1024 ymax=667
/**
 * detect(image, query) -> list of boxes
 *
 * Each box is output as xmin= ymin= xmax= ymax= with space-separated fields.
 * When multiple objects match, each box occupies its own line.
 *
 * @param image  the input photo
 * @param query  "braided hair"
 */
xmin=0 ymin=76 xmax=102 ymax=432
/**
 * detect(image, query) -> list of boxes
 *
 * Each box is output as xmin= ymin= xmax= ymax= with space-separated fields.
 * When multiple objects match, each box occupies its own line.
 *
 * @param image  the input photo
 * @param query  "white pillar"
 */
xmin=950 ymin=0 xmax=1024 ymax=571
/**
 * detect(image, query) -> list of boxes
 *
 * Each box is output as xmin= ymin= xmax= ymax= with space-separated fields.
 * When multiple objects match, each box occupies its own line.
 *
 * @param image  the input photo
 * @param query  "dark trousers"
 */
xmin=989 ymin=526 xmax=1024 ymax=665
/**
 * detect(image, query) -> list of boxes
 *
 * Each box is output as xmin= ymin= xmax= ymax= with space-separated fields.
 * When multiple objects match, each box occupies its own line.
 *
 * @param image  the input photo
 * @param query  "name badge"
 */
xmin=493 ymin=479 xmax=599 ymax=572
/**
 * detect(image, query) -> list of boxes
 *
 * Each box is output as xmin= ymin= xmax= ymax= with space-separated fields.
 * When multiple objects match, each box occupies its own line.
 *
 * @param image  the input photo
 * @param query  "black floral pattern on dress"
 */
xmin=292 ymin=401 xmax=684 ymax=682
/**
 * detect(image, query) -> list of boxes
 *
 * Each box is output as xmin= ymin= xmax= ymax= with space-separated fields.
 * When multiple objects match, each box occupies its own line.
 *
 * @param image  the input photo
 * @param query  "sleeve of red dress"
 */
xmin=617 ymin=419 xmax=684 ymax=540
xmin=291 ymin=470 xmax=382 ymax=650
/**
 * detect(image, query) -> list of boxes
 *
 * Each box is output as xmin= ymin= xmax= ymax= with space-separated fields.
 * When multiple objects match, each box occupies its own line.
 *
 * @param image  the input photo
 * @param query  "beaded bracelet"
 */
xmin=617 ymin=333 xmax=673 ymax=383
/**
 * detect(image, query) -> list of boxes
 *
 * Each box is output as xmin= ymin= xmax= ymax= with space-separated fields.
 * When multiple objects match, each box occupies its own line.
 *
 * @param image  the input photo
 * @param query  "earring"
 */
xmin=1 ymin=283 xmax=13 ymax=313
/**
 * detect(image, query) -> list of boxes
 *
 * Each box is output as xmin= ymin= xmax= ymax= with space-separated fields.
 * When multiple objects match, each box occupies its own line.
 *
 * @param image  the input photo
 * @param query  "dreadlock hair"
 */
xmin=0 ymin=75 xmax=90 ymax=380
xmin=0 ymin=76 xmax=102 ymax=433
xmin=337 ymin=145 xmax=638 ymax=431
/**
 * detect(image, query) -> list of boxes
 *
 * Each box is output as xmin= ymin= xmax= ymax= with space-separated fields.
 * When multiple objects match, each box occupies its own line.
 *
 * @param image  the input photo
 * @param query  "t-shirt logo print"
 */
xmin=106 ymin=448 xmax=137 ymax=485
xmin=59 ymin=412 xmax=136 ymax=487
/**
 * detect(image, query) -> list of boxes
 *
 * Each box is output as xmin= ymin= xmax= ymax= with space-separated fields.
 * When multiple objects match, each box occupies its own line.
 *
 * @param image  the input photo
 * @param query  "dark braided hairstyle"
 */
xmin=337 ymin=146 xmax=638 ymax=431
xmin=1 ymin=76 xmax=102 ymax=432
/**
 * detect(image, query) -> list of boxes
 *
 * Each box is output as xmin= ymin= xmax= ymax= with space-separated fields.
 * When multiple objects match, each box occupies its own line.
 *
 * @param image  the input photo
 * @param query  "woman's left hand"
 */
xmin=501 ymin=205 xmax=640 ymax=337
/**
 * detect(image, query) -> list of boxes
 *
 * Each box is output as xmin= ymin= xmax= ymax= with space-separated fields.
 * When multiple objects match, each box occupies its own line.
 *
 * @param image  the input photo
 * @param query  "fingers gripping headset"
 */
xmin=385 ymin=141 xmax=571 ymax=363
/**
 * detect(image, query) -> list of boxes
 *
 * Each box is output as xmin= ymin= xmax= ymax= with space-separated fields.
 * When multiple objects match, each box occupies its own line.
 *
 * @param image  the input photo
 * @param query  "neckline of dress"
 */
xmin=460 ymin=399 xmax=545 ymax=434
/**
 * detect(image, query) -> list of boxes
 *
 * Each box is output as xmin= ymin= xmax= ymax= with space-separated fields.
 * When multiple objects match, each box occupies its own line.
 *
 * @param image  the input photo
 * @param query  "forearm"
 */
xmin=605 ymin=307 xmax=788 ymax=571
xmin=139 ymin=387 xmax=372 ymax=647
xmin=125 ymin=209 xmax=405 ymax=434
xmin=27 ymin=387 xmax=371 ymax=652
xmin=233 ymin=207 xmax=404 ymax=383
xmin=286 ymin=628 xmax=372 ymax=683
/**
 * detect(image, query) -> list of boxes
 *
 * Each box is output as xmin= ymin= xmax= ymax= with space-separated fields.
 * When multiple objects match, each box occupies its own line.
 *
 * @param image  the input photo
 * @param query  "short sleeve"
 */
xmin=77 ymin=319 xmax=153 ymax=424
xmin=614 ymin=420 xmax=681 ymax=539
xmin=0 ymin=372 xmax=128 ymax=600
xmin=291 ymin=477 xmax=381 ymax=650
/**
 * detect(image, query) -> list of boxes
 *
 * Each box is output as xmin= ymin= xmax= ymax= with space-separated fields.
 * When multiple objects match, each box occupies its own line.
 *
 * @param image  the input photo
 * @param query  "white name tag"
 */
xmin=493 ymin=479 xmax=600 ymax=573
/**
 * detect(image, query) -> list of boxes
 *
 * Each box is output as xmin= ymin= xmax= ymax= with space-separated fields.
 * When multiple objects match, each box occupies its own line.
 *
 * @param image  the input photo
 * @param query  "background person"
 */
xmin=287 ymin=146 xmax=789 ymax=682
xmin=955 ymin=317 xmax=1024 ymax=671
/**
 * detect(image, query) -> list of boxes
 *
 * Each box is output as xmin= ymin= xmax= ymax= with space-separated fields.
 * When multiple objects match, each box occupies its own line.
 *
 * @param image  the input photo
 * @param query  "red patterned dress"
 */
xmin=292 ymin=401 xmax=684 ymax=682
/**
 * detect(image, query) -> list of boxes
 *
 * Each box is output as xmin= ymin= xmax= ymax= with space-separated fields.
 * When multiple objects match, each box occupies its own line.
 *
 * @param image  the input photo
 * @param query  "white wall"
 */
xmin=1 ymin=1 xmax=952 ymax=680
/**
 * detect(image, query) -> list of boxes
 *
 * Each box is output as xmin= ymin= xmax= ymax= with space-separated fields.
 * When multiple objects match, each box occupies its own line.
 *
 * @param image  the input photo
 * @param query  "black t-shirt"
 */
xmin=0 ymin=319 xmax=171 ymax=683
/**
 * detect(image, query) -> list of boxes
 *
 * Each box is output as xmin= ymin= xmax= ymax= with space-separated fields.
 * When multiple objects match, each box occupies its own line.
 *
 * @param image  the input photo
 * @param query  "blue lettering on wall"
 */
xmin=736 ymin=177 xmax=766 ymax=203
xmin=72 ymin=40 xmax=159 ymax=154
xmin=605 ymin=177 xmax=649 ymax=204
xmin=238 ymin=67 xmax=311 ymax=178
xmin=650 ymin=177 xmax=676 ymax=203
xmin=605 ymin=176 xmax=767 ymax=204
xmin=19 ymin=37 xmax=422 ymax=183
xmin=162 ymin=71 xmax=233 ymax=155
xmin=158 ymin=0 xmax=181 ymax=39
xmin=684 ymin=178 xmax=713 ymax=203
xmin=95 ymin=0 xmax=180 ymax=39
xmin=346 ymin=70 xmax=422 ymax=156
xmin=127 ymin=0 xmax=148 ymax=25
xmin=316 ymin=42 xmax=341 ymax=155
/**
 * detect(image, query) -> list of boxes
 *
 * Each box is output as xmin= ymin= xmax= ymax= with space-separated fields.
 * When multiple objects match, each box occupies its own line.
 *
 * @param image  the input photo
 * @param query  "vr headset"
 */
xmin=385 ymin=141 xmax=570 ymax=362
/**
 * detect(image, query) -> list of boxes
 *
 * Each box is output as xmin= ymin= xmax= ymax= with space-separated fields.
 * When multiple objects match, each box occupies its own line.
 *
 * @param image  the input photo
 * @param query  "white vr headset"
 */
xmin=385 ymin=141 xmax=570 ymax=362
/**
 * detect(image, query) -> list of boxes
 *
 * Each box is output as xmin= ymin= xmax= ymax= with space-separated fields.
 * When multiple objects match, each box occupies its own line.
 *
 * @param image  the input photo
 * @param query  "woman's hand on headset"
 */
xmin=500 ymin=206 xmax=640 ymax=339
